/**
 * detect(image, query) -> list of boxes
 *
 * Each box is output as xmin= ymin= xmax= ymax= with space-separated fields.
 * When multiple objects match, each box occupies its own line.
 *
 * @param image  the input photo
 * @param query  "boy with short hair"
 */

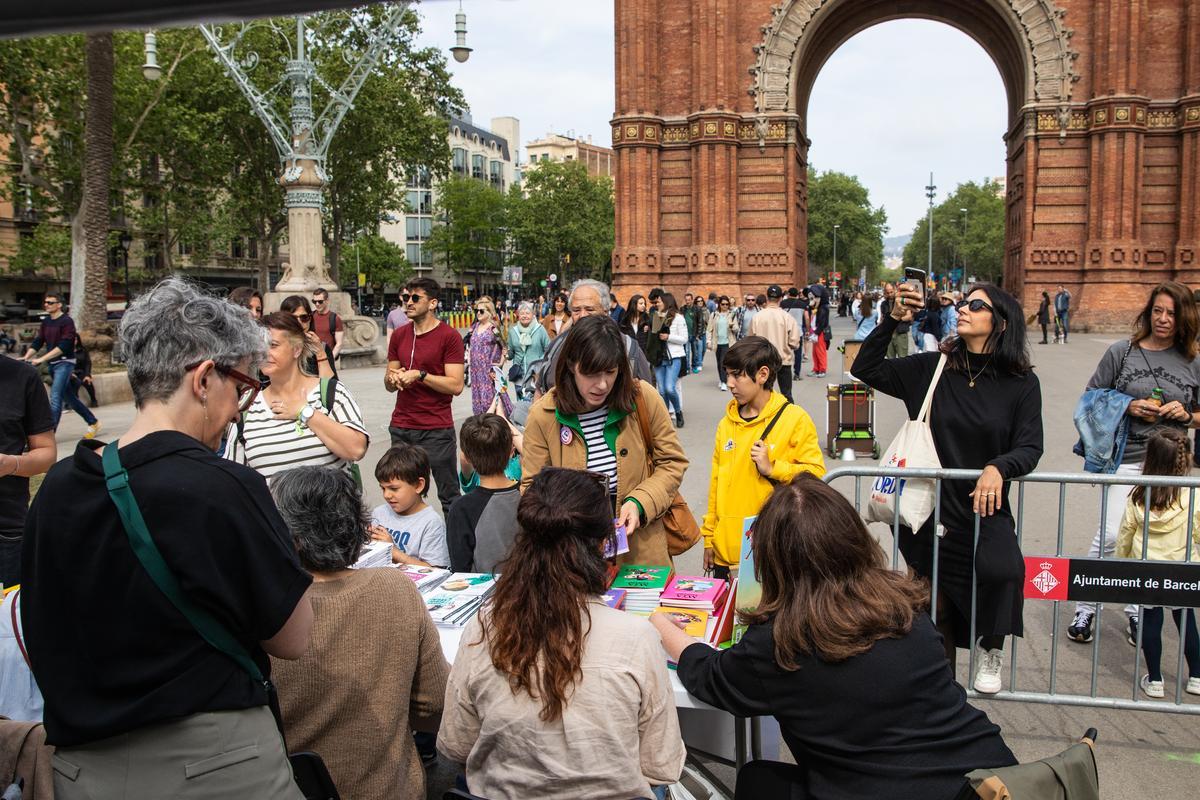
xmin=369 ymin=445 xmax=451 ymax=568
xmin=703 ymin=336 xmax=826 ymax=579
xmin=446 ymin=414 xmax=521 ymax=573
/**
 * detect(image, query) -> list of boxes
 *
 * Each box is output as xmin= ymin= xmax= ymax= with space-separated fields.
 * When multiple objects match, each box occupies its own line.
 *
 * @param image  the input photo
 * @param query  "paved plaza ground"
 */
xmin=47 ymin=315 xmax=1200 ymax=798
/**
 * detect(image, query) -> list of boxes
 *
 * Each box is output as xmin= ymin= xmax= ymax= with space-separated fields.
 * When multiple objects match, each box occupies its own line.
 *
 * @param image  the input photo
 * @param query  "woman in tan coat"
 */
xmin=521 ymin=315 xmax=688 ymax=566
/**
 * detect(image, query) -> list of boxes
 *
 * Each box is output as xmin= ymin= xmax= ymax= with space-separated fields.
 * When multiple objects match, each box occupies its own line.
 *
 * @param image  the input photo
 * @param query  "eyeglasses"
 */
xmin=474 ymin=307 xmax=486 ymax=313
xmin=43 ymin=300 xmax=60 ymax=306
xmin=185 ymin=360 xmax=262 ymax=412
xmin=294 ymin=313 xmax=311 ymax=323
xmin=312 ymin=298 xmax=325 ymax=305
xmin=955 ymin=298 xmax=994 ymax=314
xmin=400 ymin=292 xmax=428 ymax=303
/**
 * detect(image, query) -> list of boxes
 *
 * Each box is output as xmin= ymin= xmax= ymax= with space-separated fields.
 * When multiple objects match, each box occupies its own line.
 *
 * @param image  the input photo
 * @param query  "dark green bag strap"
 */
xmin=319 ymin=378 xmax=363 ymax=490
xmin=101 ymin=443 xmax=264 ymax=683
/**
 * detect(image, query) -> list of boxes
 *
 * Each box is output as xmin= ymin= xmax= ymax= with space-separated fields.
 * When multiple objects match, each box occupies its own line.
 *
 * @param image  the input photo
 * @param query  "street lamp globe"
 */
xmin=142 ymin=31 xmax=162 ymax=80
xmin=450 ymin=7 xmax=472 ymax=63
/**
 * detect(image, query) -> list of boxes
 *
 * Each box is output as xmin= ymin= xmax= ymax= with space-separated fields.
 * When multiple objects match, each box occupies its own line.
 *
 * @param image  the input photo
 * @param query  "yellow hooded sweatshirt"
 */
xmin=702 ymin=391 xmax=826 ymax=567
xmin=1116 ymin=496 xmax=1200 ymax=563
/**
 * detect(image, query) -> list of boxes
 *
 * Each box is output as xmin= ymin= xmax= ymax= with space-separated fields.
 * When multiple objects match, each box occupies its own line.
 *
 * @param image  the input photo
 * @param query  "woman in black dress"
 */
xmin=854 ymin=282 xmax=1043 ymax=696
xmin=1036 ymin=291 xmax=1052 ymax=344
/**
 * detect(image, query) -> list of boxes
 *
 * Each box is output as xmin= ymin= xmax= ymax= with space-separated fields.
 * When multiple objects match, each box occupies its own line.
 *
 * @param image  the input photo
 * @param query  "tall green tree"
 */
xmin=806 ymin=167 xmax=888 ymax=285
xmin=507 ymin=160 xmax=614 ymax=284
xmin=902 ymin=179 xmax=1005 ymax=283
xmin=425 ymin=175 xmax=507 ymax=291
xmin=343 ymin=233 xmax=411 ymax=292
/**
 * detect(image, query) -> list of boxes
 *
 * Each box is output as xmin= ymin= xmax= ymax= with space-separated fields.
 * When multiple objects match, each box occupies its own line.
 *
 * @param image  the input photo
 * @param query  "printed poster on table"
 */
xmin=733 ymin=515 xmax=761 ymax=643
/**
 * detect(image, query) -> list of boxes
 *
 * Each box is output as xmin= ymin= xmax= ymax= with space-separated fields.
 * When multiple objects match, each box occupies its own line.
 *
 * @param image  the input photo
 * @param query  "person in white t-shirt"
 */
xmin=368 ymin=445 xmax=451 ymax=568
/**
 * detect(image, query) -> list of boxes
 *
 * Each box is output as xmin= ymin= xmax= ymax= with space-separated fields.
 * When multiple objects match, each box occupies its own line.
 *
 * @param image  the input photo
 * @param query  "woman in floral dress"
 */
xmin=468 ymin=296 xmax=511 ymax=416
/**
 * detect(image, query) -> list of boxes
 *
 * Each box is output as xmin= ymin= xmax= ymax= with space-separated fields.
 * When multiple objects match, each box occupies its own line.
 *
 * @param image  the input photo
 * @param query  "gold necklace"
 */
xmin=966 ymin=353 xmax=993 ymax=388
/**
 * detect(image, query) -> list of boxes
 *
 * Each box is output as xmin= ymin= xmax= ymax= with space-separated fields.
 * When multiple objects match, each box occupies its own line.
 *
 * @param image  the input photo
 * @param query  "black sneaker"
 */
xmin=675 ymin=412 xmax=684 ymax=429
xmin=1127 ymin=616 xmax=1139 ymax=646
xmin=1067 ymin=609 xmax=1094 ymax=643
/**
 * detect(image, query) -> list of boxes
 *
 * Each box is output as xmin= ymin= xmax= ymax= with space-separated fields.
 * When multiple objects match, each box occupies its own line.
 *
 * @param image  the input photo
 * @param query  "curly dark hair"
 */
xmin=271 ymin=466 xmax=370 ymax=573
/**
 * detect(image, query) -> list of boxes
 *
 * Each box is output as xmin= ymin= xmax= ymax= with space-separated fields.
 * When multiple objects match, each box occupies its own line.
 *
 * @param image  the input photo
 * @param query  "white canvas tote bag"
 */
xmin=866 ymin=353 xmax=947 ymax=530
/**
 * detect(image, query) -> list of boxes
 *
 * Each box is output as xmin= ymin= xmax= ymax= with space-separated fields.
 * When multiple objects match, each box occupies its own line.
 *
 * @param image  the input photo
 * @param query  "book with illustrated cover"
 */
xmin=708 ymin=576 xmax=738 ymax=647
xmin=653 ymin=606 xmax=709 ymax=637
xmin=352 ymin=540 xmax=394 ymax=570
xmin=611 ymin=565 xmax=673 ymax=591
xmin=396 ymin=564 xmax=450 ymax=593
xmin=733 ymin=516 xmax=761 ymax=644
xmin=423 ymin=573 xmax=497 ymax=627
xmin=659 ymin=576 xmax=728 ymax=611
xmin=601 ymin=589 xmax=627 ymax=609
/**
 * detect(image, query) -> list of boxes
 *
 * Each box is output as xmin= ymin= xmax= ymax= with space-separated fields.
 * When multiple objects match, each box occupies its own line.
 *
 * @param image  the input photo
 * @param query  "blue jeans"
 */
xmin=655 ymin=356 xmax=683 ymax=416
xmin=49 ymin=361 xmax=96 ymax=429
xmin=1057 ymin=310 xmax=1070 ymax=340
xmin=690 ymin=335 xmax=706 ymax=371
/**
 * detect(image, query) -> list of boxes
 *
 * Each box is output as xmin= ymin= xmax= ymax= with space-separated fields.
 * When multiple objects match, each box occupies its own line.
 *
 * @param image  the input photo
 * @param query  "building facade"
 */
xmin=382 ymin=115 xmax=520 ymax=301
xmin=612 ymin=0 xmax=1200 ymax=328
xmin=526 ymin=132 xmax=615 ymax=180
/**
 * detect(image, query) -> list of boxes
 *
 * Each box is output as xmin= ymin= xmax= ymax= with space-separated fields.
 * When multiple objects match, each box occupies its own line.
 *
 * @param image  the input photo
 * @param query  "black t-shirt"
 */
xmin=679 ymin=614 xmax=1016 ymax=800
xmin=0 ymin=358 xmax=54 ymax=537
xmin=21 ymin=431 xmax=312 ymax=746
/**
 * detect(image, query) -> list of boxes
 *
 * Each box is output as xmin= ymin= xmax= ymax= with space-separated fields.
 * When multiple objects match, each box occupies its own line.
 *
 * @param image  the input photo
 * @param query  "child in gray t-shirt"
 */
xmin=369 ymin=444 xmax=451 ymax=568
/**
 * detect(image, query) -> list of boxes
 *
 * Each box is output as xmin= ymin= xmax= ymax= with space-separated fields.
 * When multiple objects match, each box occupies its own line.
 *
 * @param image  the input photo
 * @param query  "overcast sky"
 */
xmin=414 ymin=2 xmax=1008 ymax=236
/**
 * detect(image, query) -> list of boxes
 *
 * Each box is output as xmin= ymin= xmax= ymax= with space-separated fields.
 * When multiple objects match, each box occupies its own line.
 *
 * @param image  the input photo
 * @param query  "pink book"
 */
xmin=659 ymin=576 xmax=728 ymax=609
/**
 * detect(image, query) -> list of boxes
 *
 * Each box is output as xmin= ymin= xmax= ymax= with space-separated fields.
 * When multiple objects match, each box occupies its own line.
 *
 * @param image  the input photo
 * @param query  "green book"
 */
xmin=611 ymin=564 xmax=673 ymax=591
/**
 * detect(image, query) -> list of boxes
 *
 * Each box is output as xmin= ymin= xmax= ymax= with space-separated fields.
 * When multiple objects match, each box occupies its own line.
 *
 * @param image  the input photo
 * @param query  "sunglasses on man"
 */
xmin=400 ymin=292 xmax=428 ymax=303
xmin=311 ymin=297 xmax=326 ymax=306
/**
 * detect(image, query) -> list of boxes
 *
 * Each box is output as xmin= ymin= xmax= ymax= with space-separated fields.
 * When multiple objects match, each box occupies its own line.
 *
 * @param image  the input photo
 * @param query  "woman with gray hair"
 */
xmin=224 ymin=311 xmax=368 ymax=478
xmin=21 ymin=277 xmax=313 ymax=799
xmin=270 ymin=466 xmax=450 ymax=800
xmin=508 ymin=300 xmax=549 ymax=384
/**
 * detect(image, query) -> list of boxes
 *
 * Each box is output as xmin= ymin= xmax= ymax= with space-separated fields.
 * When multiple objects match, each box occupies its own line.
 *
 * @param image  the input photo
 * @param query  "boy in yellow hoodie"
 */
xmin=703 ymin=336 xmax=826 ymax=577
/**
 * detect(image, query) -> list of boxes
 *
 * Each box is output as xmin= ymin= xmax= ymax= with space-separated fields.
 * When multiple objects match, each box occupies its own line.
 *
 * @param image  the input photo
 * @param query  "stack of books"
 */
xmin=397 ymin=564 xmax=450 ymax=593
xmin=659 ymin=576 xmax=729 ymax=613
xmin=351 ymin=540 xmax=394 ymax=570
xmin=610 ymin=565 xmax=673 ymax=614
xmin=601 ymin=588 xmax=627 ymax=610
xmin=423 ymin=573 xmax=497 ymax=627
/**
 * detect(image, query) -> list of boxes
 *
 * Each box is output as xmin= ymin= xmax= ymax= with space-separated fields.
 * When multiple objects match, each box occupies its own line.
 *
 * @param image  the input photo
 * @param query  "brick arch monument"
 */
xmin=612 ymin=0 xmax=1199 ymax=327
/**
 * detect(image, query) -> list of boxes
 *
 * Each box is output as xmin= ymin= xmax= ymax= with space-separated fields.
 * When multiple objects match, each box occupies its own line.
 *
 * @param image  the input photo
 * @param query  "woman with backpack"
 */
xmin=224 ymin=312 xmax=368 ymax=478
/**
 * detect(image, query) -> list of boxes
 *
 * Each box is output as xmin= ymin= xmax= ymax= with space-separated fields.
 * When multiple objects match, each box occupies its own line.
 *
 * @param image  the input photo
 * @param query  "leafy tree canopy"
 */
xmin=806 ymin=167 xmax=888 ymax=285
xmin=902 ymin=179 xmax=1005 ymax=283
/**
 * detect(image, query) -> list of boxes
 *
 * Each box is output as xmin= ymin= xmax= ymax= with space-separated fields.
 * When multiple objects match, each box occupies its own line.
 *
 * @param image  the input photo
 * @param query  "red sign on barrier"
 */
xmin=1024 ymin=557 xmax=1069 ymax=601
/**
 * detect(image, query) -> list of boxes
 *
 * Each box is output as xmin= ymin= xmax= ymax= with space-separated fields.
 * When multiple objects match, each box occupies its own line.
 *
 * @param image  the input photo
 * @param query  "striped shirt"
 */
xmin=224 ymin=380 xmax=368 ymax=478
xmin=578 ymin=407 xmax=617 ymax=495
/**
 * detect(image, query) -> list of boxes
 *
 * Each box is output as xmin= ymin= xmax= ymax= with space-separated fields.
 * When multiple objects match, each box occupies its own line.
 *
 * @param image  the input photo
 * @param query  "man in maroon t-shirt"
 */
xmin=311 ymin=288 xmax=345 ymax=359
xmin=385 ymin=277 xmax=466 ymax=509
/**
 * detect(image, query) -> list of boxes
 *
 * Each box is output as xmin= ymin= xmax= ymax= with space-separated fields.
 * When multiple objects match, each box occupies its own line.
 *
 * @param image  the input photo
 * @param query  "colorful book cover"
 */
xmin=602 ymin=523 xmax=630 ymax=559
xmin=397 ymin=565 xmax=450 ymax=593
xmin=733 ymin=515 xmax=761 ymax=643
xmin=423 ymin=573 xmax=497 ymax=626
xmin=660 ymin=576 xmax=727 ymax=607
xmin=653 ymin=606 xmax=709 ymax=637
xmin=602 ymin=589 xmax=627 ymax=609
xmin=708 ymin=576 xmax=738 ymax=647
xmin=611 ymin=564 xmax=673 ymax=591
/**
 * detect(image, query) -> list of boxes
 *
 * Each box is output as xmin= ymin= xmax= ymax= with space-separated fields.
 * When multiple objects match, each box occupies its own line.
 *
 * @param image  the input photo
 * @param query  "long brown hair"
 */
xmin=742 ymin=474 xmax=929 ymax=667
xmin=553 ymin=314 xmax=638 ymax=415
xmin=481 ymin=468 xmax=611 ymax=721
xmin=1131 ymin=428 xmax=1193 ymax=512
xmin=1132 ymin=282 xmax=1199 ymax=359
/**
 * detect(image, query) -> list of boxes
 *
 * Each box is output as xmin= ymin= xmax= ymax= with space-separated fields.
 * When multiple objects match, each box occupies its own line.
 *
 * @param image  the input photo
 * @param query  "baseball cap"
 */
xmin=766 ymin=284 xmax=783 ymax=298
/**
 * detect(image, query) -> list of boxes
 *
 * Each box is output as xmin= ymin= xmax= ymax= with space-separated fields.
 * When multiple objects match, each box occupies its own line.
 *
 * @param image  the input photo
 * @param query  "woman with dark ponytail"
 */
xmin=437 ymin=468 xmax=685 ymax=799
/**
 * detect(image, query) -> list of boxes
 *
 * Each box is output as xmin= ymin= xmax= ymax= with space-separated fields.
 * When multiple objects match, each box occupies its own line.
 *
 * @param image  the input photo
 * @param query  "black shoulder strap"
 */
xmin=760 ymin=401 xmax=790 ymax=441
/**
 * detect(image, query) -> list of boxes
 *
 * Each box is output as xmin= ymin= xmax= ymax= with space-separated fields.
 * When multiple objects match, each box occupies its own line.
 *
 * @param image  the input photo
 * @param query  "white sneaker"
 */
xmin=1140 ymin=674 xmax=1165 ymax=698
xmin=973 ymin=648 xmax=1003 ymax=694
xmin=1187 ymin=677 xmax=1200 ymax=696
xmin=84 ymin=421 xmax=102 ymax=440
xmin=718 ymin=383 xmax=727 ymax=391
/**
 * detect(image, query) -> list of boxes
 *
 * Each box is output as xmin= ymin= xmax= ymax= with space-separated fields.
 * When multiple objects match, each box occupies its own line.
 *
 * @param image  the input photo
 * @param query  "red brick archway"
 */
xmin=612 ymin=0 xmax=1200 ymax=328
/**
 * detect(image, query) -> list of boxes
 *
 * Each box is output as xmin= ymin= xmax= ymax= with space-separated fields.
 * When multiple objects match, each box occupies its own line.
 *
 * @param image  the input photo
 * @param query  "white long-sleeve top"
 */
xmin=665 ymin=313 xmax=689 ymax=359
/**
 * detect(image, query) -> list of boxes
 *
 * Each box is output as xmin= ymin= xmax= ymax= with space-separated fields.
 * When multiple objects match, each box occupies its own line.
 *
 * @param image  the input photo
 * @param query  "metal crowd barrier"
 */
xmin=824 ymin=465 xmax=1200 ymax=715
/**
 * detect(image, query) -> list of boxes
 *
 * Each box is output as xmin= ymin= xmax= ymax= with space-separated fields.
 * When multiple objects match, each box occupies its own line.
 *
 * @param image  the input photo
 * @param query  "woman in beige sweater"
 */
xmin=270 ymin=467 xmax=450 ymax=800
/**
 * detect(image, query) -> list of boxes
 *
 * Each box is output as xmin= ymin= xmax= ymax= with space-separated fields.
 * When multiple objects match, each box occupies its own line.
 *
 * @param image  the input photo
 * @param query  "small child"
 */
xmin=1116 ymin=428 xmax=1200 ymax=698
xmin=369 ymin=445 xmax=450 ymax=569
xmin=447 ymin=414 xmax=521 ymax=573
xmin=703 ymin=336 xmax=826 ymax=580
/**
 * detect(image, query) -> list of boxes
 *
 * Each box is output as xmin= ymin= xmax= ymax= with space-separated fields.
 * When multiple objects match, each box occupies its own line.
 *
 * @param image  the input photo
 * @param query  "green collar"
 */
xmin=554 ymin=404 xmax=632 ymax=455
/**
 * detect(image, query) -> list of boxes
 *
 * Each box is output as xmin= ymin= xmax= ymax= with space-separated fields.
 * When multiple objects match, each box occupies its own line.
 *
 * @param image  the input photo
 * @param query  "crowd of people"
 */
xmin=3 ymin=270 xmax=1199 ymax=798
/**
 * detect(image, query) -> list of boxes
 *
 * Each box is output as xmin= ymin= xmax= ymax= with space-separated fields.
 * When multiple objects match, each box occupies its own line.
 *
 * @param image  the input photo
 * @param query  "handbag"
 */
xmin=866 ymin=353 xmax=947 ymax=531
xmin=633 ymin=388 xmax=702 ymax=557
xmin=101 ymin=443 xmax=339 ymax=797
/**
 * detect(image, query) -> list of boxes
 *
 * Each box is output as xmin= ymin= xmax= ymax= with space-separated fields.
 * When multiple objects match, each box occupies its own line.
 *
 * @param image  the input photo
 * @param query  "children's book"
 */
xmin=707 ymin=576 xmax=738 ymax=647
xmin=733 ymin=515 xmax=761 ymax=643
xmin=423 ymin=573 xmax=497 ymax=627
xmin=397 ymin=564 xmax=451 ymax=593
xmin=611 ymin=565 xmax=674 ymax=613
xmin=653 ymin=606 xmax=709 ymax=637
xmin=602 ymin=523 xmax=631 ymax=559
xmin=352 ymin=540 xmax=394 ymax=570
xmin=601 ymin=589 xmax=627 ymax=610
xmin=660 ymin=576 xmax=728 ymax=611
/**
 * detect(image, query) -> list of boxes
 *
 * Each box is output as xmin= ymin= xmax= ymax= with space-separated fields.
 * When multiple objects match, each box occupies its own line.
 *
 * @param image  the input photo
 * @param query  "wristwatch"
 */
xmin=298 ymin=406 xmax=315 ymax=427
xmin=418 ymin=370 xmax=428 ymax=382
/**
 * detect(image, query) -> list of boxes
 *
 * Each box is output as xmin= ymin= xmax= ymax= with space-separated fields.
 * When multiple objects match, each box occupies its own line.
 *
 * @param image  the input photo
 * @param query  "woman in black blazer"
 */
xmin=652 ymin=474 xmax=1016 ymax=800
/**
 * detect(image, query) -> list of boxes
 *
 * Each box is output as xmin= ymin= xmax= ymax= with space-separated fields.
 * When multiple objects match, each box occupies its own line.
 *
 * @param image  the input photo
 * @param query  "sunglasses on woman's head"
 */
xmin=955 ymin=298 xmax=993 ymax=313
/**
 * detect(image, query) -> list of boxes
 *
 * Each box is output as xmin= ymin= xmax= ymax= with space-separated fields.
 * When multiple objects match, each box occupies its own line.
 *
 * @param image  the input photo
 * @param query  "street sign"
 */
xmin=357 ymin=272 xmax=366 ymax=288
xmin=548 ymin=273 xmax=557 ymax=282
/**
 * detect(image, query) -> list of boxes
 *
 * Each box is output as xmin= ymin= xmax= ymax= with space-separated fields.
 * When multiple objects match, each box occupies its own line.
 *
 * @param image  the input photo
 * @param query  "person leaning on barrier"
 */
xmin=854 ymin=281 xmax=1043 ymax=696
xmin=1067 ymin=281 xmax=1200 ymax=647
xmin=439 ymin=467 xmax=685 ymax=800
xmin=269 ymin=466 xmax=450 ymax=800
xmin=22 ymin=277 xmax=313 ymax=799
xmin=654 ymin=475 xmax=1017 ymax=800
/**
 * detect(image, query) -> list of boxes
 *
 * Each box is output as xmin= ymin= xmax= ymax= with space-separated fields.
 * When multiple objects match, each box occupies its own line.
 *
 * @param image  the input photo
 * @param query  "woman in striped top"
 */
xmin=225 ymin=312 xmax=368 ymax=478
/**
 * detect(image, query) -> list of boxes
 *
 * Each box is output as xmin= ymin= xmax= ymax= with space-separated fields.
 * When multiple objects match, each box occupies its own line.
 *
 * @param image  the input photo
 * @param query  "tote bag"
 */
xmin=866 ymin=353 xmax=947 ymax=530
